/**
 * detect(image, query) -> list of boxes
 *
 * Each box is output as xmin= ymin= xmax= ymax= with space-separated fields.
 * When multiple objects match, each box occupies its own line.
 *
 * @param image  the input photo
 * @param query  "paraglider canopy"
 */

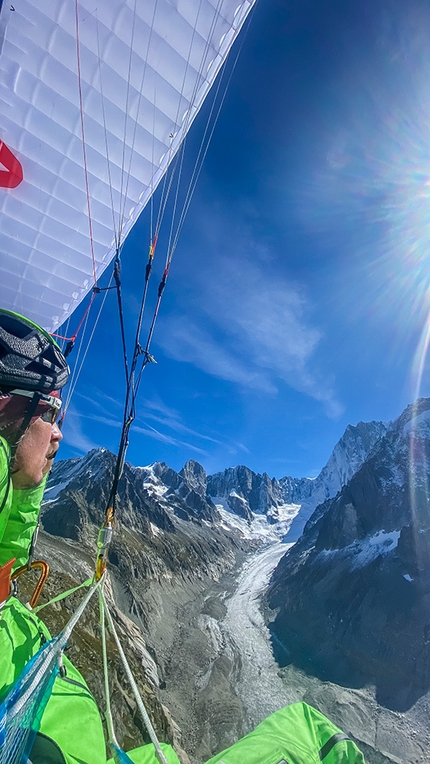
xmin=0 ymin=0 xmax=255 ymax=331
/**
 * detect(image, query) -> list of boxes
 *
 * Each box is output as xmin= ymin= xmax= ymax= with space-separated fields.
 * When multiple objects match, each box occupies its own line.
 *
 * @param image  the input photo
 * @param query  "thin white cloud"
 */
xmin=159 ymin=318 xmax=276 ymax=394
xmin=234 ymin=441 xmax=251 ymax=454
xmin=158 ymin=253 xmax=343 ymax=417
xmin=76 ymin=389 xmax=123 ymax=412
xmin=136 ymin=396 xmax=251 ymax=455
xmin=139 ymin=410 xmax=223 ymax=444
xmin=81 ymin=413 xmax=122 ymax=428
xmin=133 ymin=422 xmax=208 ymax=456
xmin=140 ymin=397 xmax=180 ymax=420
xmin=77 ymin=382 xmax=239 ymax=458
xmin=63 ymin=405 xmax=99 ymax=453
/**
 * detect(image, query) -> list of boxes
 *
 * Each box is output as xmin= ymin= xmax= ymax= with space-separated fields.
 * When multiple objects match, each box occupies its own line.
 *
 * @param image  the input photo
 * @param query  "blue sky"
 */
xmin=60 ymin=0 xmax=430 ymax=479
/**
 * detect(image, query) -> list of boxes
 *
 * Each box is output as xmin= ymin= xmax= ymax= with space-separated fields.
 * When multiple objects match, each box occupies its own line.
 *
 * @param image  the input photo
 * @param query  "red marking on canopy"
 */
xmin=0 ymin=142 xmax=23 ymax=188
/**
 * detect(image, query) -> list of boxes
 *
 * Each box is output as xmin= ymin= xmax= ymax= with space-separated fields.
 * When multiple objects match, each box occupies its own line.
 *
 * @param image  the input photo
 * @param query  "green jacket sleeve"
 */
xmin=0 ymin=435 xmax=47 ymax=571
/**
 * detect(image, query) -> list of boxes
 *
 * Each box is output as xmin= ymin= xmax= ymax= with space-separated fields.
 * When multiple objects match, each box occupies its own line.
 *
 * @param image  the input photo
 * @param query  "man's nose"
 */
xmin=51 ymin=422 xmax=63 ymax=441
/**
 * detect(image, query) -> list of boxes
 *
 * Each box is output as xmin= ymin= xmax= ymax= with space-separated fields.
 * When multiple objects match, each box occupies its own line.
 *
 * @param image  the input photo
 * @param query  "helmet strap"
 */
xmin=10 ymin=392 xmax=42 ymax=460
xmin=0 ymin=439 xmax=11 ymax=514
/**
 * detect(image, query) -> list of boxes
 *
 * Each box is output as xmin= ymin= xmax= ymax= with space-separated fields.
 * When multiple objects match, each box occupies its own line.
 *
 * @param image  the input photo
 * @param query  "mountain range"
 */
xmin=44 ymin=408 xmax=388 ymax=549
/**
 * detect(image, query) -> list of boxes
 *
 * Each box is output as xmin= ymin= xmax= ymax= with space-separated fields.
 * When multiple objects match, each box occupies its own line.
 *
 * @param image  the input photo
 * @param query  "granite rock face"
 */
xmin=267 ymin=399 xmax=430 ymax=711
xmin=283 ymin=418 xmax=389 ymax=540
xmin=148 ymin=459 xmax=218 ymax=523
xmin=43 ymin=449 xmax=245 ymax=607
xmin=207 ymin=465 xmax=286 ymax=518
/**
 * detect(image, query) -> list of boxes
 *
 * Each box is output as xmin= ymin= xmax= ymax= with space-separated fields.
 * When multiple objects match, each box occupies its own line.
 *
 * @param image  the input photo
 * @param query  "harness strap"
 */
xmin=33 ymin=576 xmax=93 ymax=613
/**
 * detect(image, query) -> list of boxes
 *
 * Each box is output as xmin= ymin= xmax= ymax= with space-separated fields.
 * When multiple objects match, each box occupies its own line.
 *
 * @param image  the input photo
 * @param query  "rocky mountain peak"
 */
xmin=207 ymin=465 xmax=285 ymax=518
xmin=179 ymin=460 xmax=208 ymax=499
xmin=392 ymin=396 xmax=430 ymax=432
xmin=150 ymin=461 xmax=182 ymax=490
xmin=279 ymin=475 xmax=314 ymax=503
xmin=45 ymin=411 xmax=395 ymax=547
xmin=284 ymin=416 xmax=389 ymax=540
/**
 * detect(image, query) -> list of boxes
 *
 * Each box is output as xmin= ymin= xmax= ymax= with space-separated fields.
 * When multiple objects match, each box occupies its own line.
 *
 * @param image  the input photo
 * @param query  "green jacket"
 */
xmin=0 ymin=435 xmax=47 ymax=571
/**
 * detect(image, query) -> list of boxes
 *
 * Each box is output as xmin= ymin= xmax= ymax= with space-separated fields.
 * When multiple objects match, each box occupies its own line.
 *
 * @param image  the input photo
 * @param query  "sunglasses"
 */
xmin=10 ymin=389 xmax=62 ymax=424
xmin=38 ymin=404 xmax=62 ymax=425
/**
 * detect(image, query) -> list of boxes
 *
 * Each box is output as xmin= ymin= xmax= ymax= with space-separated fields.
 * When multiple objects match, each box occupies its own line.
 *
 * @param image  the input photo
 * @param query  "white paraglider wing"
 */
xmin=0 ymin=0 xmax=255 ymax=331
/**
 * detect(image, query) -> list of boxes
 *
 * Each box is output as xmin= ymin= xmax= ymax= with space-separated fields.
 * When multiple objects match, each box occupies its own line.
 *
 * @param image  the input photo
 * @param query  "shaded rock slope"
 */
xmin=282 ymin=418 xmax=389 ymax=540
xmin=267 ymin=398 xmax=430 ymax=712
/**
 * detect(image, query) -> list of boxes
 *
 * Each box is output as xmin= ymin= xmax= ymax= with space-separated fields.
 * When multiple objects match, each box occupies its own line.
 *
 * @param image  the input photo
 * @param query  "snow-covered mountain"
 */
xmin=282 ymin=418 xmax=389 ymax=540
xmin=45 ymin=453 xmax=299 ymax=544
xmin=206 ymin=465 xmax=299 ymax=538
xmin=201 ymin=419 xmax=388 ymax=541
xmin=207 ymin=466 xmax=285 ymax=516
xmin=267 ymin=398 xmax=430 ymax=709
xmin=41 ymin=451 xmax=250 ymax=756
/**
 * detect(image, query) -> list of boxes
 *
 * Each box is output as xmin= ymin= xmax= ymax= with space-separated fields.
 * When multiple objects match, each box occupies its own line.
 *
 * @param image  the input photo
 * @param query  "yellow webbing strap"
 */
xmin=33 ymin=576 xmax=93 ymax=613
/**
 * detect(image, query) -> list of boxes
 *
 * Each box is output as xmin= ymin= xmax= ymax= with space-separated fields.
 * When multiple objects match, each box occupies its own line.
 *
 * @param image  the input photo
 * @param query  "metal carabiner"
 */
xmin=12 ymin=559 xmax=50 ymax=608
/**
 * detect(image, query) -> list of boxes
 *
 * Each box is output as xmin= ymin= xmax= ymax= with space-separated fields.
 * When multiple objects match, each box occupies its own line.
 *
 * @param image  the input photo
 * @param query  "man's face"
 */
xmin=12 ymin=418 xmax=63 ymax=489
